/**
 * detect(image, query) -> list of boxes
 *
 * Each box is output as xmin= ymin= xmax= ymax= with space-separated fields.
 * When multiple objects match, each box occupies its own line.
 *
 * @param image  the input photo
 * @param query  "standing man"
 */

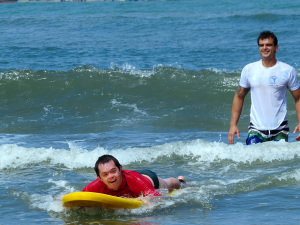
xmin=228 ymin=30 xmax=300 ymax=145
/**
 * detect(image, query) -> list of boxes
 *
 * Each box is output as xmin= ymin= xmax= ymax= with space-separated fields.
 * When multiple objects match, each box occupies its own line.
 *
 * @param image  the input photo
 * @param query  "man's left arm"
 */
xmin=127 ymin=171 xmax=161 ymax=197
xmin=291 ymin=88 xmax=300 ymax=141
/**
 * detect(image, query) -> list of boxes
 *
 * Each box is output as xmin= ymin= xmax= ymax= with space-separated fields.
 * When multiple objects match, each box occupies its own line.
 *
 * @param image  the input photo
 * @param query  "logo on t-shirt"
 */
xmin=269 ymin=76 xmax=278 ymax=86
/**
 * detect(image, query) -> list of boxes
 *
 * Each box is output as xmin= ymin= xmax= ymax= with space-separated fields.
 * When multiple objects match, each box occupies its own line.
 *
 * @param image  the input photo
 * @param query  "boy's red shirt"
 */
xmin=82 ymin=170 xmax=161 ymax=198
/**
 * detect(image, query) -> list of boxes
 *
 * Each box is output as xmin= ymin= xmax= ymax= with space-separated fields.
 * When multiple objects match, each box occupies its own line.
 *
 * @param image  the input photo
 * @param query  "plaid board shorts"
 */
xmin=246 ymin=121 xmax=289 ymax=145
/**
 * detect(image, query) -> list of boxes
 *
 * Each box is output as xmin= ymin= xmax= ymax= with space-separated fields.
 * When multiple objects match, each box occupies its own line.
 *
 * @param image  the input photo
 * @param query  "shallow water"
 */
xmin=1 ymin=1 xmax=300 ymax=224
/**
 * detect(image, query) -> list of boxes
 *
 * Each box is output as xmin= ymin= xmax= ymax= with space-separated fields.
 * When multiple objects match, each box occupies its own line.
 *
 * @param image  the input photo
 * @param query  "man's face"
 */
xmin=98 ymin=160 xmax=122 ymax=190
xmin=258 ymin=37 xmax=278 ymax=60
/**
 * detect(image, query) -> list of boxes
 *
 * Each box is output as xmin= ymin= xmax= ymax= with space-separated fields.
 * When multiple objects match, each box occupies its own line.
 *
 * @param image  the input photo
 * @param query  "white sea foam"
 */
xmin=277 ymin=168 xmax=300 ymax=182
xmin=31 ymin=193 xmax=63 ymax=213
xmin=1 ymin=139 xmax=299 ymax=170
xmin=9 ymin=190 xmax=63 ymax=213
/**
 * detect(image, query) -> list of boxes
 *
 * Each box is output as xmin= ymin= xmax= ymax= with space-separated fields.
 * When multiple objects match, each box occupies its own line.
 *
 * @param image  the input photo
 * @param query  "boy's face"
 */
xmin=98 ymin=160 xmax=122 ymax=190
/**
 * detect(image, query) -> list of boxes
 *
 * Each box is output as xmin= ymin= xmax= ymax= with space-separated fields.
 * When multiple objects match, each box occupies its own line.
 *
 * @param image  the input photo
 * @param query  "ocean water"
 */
xmin=1 ymin=1 xmax=300 ymax=224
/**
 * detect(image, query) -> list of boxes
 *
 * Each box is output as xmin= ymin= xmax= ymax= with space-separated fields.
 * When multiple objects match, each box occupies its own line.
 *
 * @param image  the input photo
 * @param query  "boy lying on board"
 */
xmin=83 ymin=154 xmax=186 ymax=198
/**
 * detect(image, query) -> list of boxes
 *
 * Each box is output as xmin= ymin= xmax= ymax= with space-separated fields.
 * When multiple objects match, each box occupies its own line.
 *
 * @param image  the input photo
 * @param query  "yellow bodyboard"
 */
xmin=62 ymin=192 xmax=142 ymax=209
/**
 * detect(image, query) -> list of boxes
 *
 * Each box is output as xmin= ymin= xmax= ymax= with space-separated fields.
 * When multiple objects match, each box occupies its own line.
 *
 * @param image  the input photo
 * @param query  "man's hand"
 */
xmin=293 ymin=123 xmax=300 ymax=141
xmin=228 ymin=125 xmax=240 ymax=144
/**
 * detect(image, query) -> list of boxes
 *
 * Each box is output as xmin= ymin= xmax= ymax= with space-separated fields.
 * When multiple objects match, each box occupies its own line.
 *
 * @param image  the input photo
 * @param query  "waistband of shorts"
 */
xmin=248 ymin=121 xmax=289 ymax=136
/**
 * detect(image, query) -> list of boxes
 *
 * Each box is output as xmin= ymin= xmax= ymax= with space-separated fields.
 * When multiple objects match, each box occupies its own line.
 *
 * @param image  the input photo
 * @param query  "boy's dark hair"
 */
xmin=94 ymin=154 xmax=122 ymax=177
xmin=257 ymin=30 xmax=278 ymax=46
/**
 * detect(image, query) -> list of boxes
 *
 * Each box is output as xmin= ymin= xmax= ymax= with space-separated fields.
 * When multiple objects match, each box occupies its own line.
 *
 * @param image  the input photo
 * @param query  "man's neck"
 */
xmin=262 ymin=58 xmax=277 ymax=68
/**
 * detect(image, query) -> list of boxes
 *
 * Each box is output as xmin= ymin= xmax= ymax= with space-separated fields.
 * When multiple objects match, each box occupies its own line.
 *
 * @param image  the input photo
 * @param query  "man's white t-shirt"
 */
xmin=240 ymin=60 xmax=300 ymax=130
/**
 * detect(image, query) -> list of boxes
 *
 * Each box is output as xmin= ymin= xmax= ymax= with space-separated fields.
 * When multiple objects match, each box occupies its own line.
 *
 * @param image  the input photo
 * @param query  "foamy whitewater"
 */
xmin=1 ymin=1 xmax=300 ymax=224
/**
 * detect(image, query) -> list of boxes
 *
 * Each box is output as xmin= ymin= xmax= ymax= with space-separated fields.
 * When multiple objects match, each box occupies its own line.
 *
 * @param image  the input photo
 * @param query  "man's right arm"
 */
xmin=228 ymin=85 xmax=250 ymax=144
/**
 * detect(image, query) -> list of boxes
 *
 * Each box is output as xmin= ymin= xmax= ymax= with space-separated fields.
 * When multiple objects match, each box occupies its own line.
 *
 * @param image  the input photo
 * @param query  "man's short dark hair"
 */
xmin=94 ymin=154 xmax=122 ymax=177
xmin=257 ymin=30 xmax=278 ymax=46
